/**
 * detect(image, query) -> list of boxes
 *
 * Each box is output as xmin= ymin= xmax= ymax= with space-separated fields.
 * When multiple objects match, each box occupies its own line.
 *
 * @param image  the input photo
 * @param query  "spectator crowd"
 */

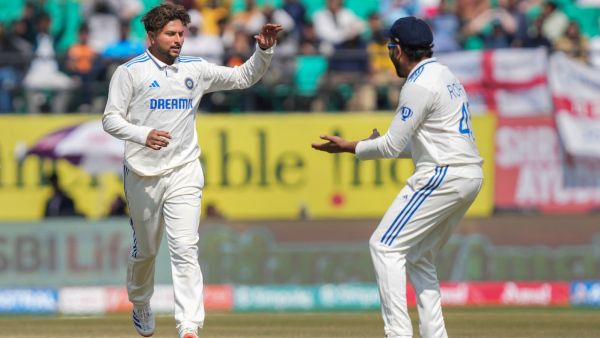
xmin=0 ymin=0 xmax=599 ymax=114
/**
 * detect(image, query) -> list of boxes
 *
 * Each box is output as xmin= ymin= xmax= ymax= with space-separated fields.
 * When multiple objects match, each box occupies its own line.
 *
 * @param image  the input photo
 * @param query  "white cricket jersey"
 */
xmin=356 ymin=57 xmax=483 ymax=177
xmin=103 ymin=45 xmax=274 ymax=176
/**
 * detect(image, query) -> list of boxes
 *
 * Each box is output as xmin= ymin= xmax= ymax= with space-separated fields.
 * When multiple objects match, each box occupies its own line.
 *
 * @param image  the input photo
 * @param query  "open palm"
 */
xmin=254 ymin=23 xmax=284 ymax=49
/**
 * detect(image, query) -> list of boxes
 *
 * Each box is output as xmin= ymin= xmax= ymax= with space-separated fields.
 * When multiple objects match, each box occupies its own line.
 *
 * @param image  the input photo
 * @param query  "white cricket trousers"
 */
xmin=369 ymin=165 xmax=482 ymax=338
xmin=124 ymin=159 xmax=205 ymax=330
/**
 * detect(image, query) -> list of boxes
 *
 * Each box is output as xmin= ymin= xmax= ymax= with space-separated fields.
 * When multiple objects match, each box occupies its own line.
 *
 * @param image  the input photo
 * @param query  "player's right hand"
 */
xmin=146 ymin=129 xmax=171 ymax=150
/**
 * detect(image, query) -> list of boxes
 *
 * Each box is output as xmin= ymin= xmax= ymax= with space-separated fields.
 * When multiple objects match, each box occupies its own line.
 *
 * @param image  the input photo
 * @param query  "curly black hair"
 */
xmin=141 ymin=3 xmax=190 ymax=33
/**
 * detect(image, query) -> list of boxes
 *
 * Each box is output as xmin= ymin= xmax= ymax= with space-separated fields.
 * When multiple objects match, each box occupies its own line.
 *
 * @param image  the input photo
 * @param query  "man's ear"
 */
xmin=148 ymin=32 xmax=155 ymax=45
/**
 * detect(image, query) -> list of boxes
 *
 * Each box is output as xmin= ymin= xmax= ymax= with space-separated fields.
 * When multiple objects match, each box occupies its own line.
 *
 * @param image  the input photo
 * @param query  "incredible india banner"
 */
xmin=0 ymin=114 xmax=494 ymax=220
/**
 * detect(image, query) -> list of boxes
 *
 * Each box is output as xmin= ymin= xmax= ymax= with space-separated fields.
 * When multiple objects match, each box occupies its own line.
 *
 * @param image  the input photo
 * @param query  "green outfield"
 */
xmin=0 ymin=308 xmax=599 ymax=338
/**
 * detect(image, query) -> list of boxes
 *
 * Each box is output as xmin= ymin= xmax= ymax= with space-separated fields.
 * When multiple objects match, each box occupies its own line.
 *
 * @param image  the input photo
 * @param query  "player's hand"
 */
xmin=254 ymin=24 xmax=283 ymax=50
xmin=364 ymin=128 xmax=380 ymax=140
xmin=146 ymin=129 xmax=171 ymax=150
xmin=311 ymin=135 xmax=357 ymax=154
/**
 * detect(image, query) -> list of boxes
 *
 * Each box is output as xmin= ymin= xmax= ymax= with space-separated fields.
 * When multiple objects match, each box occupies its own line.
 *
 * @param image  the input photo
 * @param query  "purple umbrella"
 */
xmin=27 ymin=120 xmax=124 ymax=174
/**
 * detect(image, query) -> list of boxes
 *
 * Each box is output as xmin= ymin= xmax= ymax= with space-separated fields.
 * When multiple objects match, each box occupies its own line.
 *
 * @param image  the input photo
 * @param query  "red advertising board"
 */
xmin=103 ymin=284 xmax=234 ymax=313
xmin=495 ymin=117 xmax=600 ymax=213
xmin=106 ymin=287 xmax=132 ymax=312
xmin=204 ymin=284 xmax=234 ymax=310
xmin=407 ymin=281 xmax=570 ymax=306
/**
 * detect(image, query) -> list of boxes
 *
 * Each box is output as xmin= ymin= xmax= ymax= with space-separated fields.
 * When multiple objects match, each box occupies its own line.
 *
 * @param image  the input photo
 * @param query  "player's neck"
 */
xmin=405 ymin=58 xmax=428 ymax=76
xmin=148 ymin=47 xmax=176 ymax=66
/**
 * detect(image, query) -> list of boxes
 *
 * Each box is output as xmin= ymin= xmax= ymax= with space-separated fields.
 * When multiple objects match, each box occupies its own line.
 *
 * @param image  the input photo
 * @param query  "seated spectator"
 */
xmin=500 ymin=0 xmax=529 ymax=47
xmin=482 ymin=19 xmax=513 ymax=49
xmin=195 ymin=0 xmax=230 ymax=37
xmin=456 ymin=0 xmax=490 ymax=23
xmin=282 ymin=0 xmax=306 ymax=40
xmin=86 ymin=0 xmax=121 ymax=53
xmin=22 ymin=12 xmax=73 ymax=113
xmin=456 ymin=0 xmax=491 ymax=48
xmin=429 ymin=0 xmax=461 ymax=53
xmin=224 ymin=27 xmax=253 ymax=67
xmin=313 ymin=0 xmax=368 ymax=111
xmin=299 ymin=21 xmax=320 ymax=55
xmin=246 ymin=4 xmax=295 ymax=35
xmin=0 ymin=21 xmax=32 ymax=112
xmin=313 ymin=0 xmax=366 ymax=56
xmin=231 ymin=0 xmax=262 ymax=34
xmin=102 ymin=21 xmax=145 ymax=60
xmin=540 ymin=0 xmax=569 ymax=43
xmin=379 ymin=0 xmax=420 ymax=27
xmin=460 ymin=7 xmax=517 ymax=49
xmin=44 ymin=173 xmax=82 ymax=217
xmin=522 ymin=15 xmax=552 ymax=49
xmin=181 ymin=11 xmax=225 ymax=65
xmin=20 ymin=1 xmax=40 ymax=46
xmin=246 ymin=4 xmax=296 ymax=56
xmin=366 ymin=13 xmax=401 ymax=111
xmin=5 ymin=19 xmax=33 ymax=56
xmin=66 ymin=25 xmax=97 ymax=110
xmin=554 ymin=21 xmax=590 ymax=64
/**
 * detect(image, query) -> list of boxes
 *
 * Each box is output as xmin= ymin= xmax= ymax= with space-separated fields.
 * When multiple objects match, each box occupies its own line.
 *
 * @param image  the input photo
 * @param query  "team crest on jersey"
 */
xmin=400 ymin=106 xmax=413 ymax=121
xmin=185 ymin=77 xmax=194 ymax=90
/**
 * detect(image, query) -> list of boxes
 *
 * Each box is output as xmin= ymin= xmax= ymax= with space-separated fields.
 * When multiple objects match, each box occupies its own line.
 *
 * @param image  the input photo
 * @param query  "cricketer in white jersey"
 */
xmin=102 ymin=4 xmax=282 ymax=338
xmin=312 ymin=16 xmax=483 ymax=338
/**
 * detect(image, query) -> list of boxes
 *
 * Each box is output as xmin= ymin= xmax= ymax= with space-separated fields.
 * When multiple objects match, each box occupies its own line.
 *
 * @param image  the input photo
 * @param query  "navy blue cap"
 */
xmin=389 ymin=16 xmax=433 ymax=48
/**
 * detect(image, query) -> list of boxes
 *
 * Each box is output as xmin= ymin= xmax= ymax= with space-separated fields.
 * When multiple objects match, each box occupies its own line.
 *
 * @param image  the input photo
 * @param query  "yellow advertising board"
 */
xmin=0 ymin=114 xmax=494 ymax=220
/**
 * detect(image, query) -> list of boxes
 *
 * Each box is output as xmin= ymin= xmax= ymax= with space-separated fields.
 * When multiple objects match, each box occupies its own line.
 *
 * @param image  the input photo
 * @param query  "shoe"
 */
xmin=132 ymin=303 xmax=155 ymax=337
xmin=178 ymin=327 xmax=198 ymax=338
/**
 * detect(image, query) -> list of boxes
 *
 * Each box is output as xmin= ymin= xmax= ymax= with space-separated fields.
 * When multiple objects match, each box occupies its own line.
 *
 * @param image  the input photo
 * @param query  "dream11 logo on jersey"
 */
xmin=149 ymin=98 xmax=193 ymax=110
xmin=400 ymin=106 xmax=413 ymax=121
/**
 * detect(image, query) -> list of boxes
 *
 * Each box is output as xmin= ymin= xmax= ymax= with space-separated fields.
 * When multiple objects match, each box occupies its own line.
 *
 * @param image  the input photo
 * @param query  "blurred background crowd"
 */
xmin=0 ymin=0 xmax=599 ymax=114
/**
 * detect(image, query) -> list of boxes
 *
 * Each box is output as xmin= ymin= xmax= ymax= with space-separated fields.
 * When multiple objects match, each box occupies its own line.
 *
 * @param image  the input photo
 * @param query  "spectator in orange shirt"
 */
xmin=67 ymin=25 xmax=97 ymax=110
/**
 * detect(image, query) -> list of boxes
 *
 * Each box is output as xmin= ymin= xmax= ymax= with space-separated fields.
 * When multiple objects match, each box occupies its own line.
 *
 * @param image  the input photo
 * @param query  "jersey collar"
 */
xmin=145 ymin=49 xmax=180 ymax=70
xmin=406 ymin=57 xmax=437 ymax=81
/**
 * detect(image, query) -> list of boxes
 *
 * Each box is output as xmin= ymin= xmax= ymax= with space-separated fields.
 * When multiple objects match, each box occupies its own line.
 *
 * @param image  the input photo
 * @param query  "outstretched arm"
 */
xmin=312 ymin=129 xmax=380 ymax=154
xmin=202 ymin=24 xmax=283 ymax=93
xmin=355 ymin=84 xmax=432 ymax=160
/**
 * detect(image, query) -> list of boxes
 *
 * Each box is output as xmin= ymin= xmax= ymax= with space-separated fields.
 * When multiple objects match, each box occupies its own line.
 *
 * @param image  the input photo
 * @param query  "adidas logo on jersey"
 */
xmin=149 ymin=80 xmax=160 ymax=88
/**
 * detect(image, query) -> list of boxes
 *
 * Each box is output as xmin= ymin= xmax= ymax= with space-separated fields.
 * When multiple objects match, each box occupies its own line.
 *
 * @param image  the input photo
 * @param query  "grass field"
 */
xmin=0 ymin=307 xmax=599 ymax=338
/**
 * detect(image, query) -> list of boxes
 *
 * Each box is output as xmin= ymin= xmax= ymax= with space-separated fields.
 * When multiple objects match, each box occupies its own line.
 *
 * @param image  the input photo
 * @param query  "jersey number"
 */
xmin=459 ymin=102 xmax=473 ymax=139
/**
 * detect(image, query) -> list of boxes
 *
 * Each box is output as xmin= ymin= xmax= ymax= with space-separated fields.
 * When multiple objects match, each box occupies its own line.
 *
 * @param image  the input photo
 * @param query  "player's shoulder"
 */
xmin=406 ymin=58 xmax=441 ymax=85
xmin=122 ymin=52 xmax=151 ymax=70
xmin=177 ymin=55 xmax=206 ymax=66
